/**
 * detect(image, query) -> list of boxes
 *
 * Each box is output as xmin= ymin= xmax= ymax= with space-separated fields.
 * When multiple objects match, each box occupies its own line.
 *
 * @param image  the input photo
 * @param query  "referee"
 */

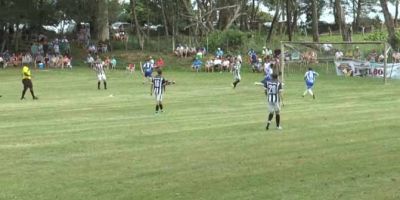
xmin=21 ymin=65 xmax=38 ymax=100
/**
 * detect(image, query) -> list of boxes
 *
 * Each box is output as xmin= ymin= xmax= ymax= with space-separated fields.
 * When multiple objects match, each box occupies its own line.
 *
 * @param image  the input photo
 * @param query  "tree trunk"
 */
xmin=131 ymin=0 xmax=144 ymax=50
xmin=354 ymin=0 xmax=362 ymax=31
xmin=267 ymin=5 xmax=280 ymax=43
xmin=380 ymin=0 xmax=398 ymax=50
xmin=335 ymin=0 xmax=348 ymax=41
xmin=395 ymin=0 xmax=399 ymax=27
xmin=286 ymin=0 xmax=292 ymax=41
xmin=311 ymin=0 xmax=319 ymax=42
xmin=159 ymin=0 xmax=169 ymax=36
xmin=96 ymin=0 xmax=109 ymax=42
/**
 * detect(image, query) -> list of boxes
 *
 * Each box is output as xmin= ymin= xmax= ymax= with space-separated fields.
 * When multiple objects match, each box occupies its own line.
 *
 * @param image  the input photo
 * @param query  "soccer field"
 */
xmin=1 ymin=67 xmax=400 ymax=200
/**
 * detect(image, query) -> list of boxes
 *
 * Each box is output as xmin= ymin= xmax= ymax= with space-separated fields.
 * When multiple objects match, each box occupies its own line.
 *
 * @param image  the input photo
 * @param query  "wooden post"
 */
xmin=280 ymin=41 xmax=285 ymax=82
xmin=384 ymin=42 xmax=388 ymax=84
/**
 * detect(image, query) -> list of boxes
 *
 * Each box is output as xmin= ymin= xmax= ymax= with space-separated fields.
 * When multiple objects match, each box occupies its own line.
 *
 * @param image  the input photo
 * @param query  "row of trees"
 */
xmin=0 ymin=0 xmax=400 ymax=51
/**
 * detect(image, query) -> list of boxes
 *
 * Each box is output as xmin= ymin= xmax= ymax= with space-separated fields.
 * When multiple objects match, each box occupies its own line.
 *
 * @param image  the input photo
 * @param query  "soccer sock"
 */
xmin=155 ymin=105 xmax=159 ymax=112
xmin=276 ymin=114 xmax=280 ymax=127
xmin=308 ymin=89 xmax=314 ymax=96
xmin=303 ymin=90 xmax=307 ymax=96
xmin=97 ymin=81 xmax=100 ymax=89
xmin=268 ymin=113 xmax=274 ymax=122
xmin=104 ymin=81 xmax=107 ymax=89
xmin=159 ymin=103 xmax=163 ymax=111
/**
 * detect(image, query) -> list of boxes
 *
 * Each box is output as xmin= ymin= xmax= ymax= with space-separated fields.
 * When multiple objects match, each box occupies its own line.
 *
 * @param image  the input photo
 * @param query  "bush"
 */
xmin=364 ymin=31 xmax=387 ymax=41
xmin=207 ymin=29 xmax=245 ymax=53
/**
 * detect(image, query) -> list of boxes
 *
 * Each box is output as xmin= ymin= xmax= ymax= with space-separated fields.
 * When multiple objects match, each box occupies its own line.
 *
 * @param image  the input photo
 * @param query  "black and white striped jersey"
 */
xmin=265 ymin=80 xmax=282 ymax=103
xmin=152 ymin=76 xmax=167 ymax=95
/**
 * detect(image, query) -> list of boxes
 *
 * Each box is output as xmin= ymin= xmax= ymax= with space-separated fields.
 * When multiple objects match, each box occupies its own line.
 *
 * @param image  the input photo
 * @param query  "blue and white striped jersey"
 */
xmin=304 ymin=70 xmax=319 ymax=83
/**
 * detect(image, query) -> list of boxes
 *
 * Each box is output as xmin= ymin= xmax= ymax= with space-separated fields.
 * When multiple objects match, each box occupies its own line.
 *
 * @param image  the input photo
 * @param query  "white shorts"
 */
xmin=234 ymin=74 xmax=241 ymax=81
xmin=154 ymin=93 xmax=163 ymax=102
xmin=268 ymin=102 xmax=281 ymax=113
xmin=97 ymin=73 xmax=107 ymax=81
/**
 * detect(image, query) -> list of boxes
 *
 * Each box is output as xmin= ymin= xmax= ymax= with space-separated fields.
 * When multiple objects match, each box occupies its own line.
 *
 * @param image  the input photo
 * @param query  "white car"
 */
xmin=111 ymin=22 xmax=132 ymax=32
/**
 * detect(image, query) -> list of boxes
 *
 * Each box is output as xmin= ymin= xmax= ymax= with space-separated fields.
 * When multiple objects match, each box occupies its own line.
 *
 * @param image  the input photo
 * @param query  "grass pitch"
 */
xmin=1 ymin=67 xmax=400 ymax=200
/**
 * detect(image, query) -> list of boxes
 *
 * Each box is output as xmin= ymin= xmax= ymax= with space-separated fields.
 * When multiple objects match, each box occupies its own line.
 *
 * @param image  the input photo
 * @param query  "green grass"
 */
xmin=1 ymin=66 xmax=400 ymax=200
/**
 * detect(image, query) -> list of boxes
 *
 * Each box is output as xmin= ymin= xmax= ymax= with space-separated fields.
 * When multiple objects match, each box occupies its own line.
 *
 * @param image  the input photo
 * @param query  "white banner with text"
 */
xmin=334 ymin=61 xmax=400 ymax=79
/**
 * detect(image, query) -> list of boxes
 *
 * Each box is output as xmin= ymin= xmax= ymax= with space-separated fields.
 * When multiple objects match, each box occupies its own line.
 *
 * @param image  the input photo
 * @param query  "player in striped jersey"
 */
xmin=150 ymin=70 xmax=175 ymax=114
xmin=302 ymin=67 xmax=319 ymax=99
xmin=94 ymin=61 xmax=107 ymax=90
xmin=255 ymin=73 xmax=283 ymax=130
xmin=232 ymin=57 xmax=241 ymax=89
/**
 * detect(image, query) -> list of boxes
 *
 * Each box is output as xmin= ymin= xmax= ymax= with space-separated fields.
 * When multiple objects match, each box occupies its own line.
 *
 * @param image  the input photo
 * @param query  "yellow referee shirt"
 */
xmin=22 ymin=66 xmax=31 ymax=80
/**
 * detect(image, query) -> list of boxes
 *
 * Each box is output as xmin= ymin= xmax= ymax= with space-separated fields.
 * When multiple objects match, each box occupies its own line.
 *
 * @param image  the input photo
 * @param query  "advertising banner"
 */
xmin=334 ymin=61 xmax=400 ymax=79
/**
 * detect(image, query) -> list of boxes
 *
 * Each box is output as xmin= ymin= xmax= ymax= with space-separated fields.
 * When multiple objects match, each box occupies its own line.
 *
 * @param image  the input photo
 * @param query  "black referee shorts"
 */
xmin=22 ymin=79 xmax=33 ymax=89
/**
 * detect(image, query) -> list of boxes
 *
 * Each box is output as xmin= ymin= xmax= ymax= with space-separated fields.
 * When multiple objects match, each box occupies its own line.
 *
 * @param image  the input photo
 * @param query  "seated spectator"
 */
xmin=22 ymin=53 xmax=33 ymax=66
xmin=11 ymin=53 xmax=20 ymax=67
xmin=88 ymin=44 xmax=97 ymax=54
xmin=192 ymin=58 xmax=202 ymax=72
xmin=34 ymin=54 xmax=44 ymax=68
xmin=86 ymin=54 xmax=95 ymax=68
xmin=205 ymin=58 xmax=214 ymax=73
xmin=63 ymin=55 xmax=72 ymax=69
xmin=126 ymin=63 xmax=135 ymax=73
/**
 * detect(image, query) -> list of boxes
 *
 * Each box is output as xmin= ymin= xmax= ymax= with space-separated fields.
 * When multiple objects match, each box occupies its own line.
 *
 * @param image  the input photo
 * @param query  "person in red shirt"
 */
xmin=155 ymin=57 xmax=165 ymax=69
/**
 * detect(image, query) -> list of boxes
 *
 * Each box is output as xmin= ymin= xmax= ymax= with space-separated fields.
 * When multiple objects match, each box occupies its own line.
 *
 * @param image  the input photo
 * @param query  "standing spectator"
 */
xmin=110 ymin=56 xmax=117 ymax=69
xmin=155 ymin=57 xmax=165 ymax=69
xmin=215 ymin=48 xmax=224 ymax=59
xmin=20 ymin=65 xmax=38 ymax=100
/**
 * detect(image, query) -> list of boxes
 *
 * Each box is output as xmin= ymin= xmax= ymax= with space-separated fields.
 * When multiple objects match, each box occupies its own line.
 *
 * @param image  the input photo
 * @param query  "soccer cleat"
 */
xmin=277 ymin=126 xmax=283 ymax=130
xmin=33 ymin=96 xmax=38 ymax=100
xmin=266 ymin=123 xmax=270 ymax=130
xmin=20 ymin=97 xmax=25 ymax=100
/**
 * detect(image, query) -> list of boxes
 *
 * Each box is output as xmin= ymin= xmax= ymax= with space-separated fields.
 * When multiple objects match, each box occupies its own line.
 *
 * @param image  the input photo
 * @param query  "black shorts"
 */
xmin=22 ymin=79 xmax=33 ymax=89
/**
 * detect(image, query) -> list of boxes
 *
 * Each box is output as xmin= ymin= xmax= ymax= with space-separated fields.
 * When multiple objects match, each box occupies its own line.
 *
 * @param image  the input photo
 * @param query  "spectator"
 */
xmin=192 ymin=58 xmax=202 ymax=72
xmin=111 ymin=56 xmax=117 ymax=69
xmin=155 ymin=57 xmax=165 ymax=69
xmin=63 ymin=55 xmax=72 ymax=69
xmin=86 ymin=54 xmax=94 ymax=68
xmin=215 ymin=48 xmax=224 ymax=59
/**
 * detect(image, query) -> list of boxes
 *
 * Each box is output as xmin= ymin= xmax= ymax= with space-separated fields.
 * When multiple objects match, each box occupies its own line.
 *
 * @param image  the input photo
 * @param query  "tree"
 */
xmin=380 ymin=0 xmax=398 ymax=50
xmin=131 ymin=0 xmax=145 ymax=50
xmin=311 ymin=0 xmax=319 ymax=42
xmin=335 ymin=0 xmax=349 ymax=41
xmin=96 ymin=0 xmax=110 ymax=42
